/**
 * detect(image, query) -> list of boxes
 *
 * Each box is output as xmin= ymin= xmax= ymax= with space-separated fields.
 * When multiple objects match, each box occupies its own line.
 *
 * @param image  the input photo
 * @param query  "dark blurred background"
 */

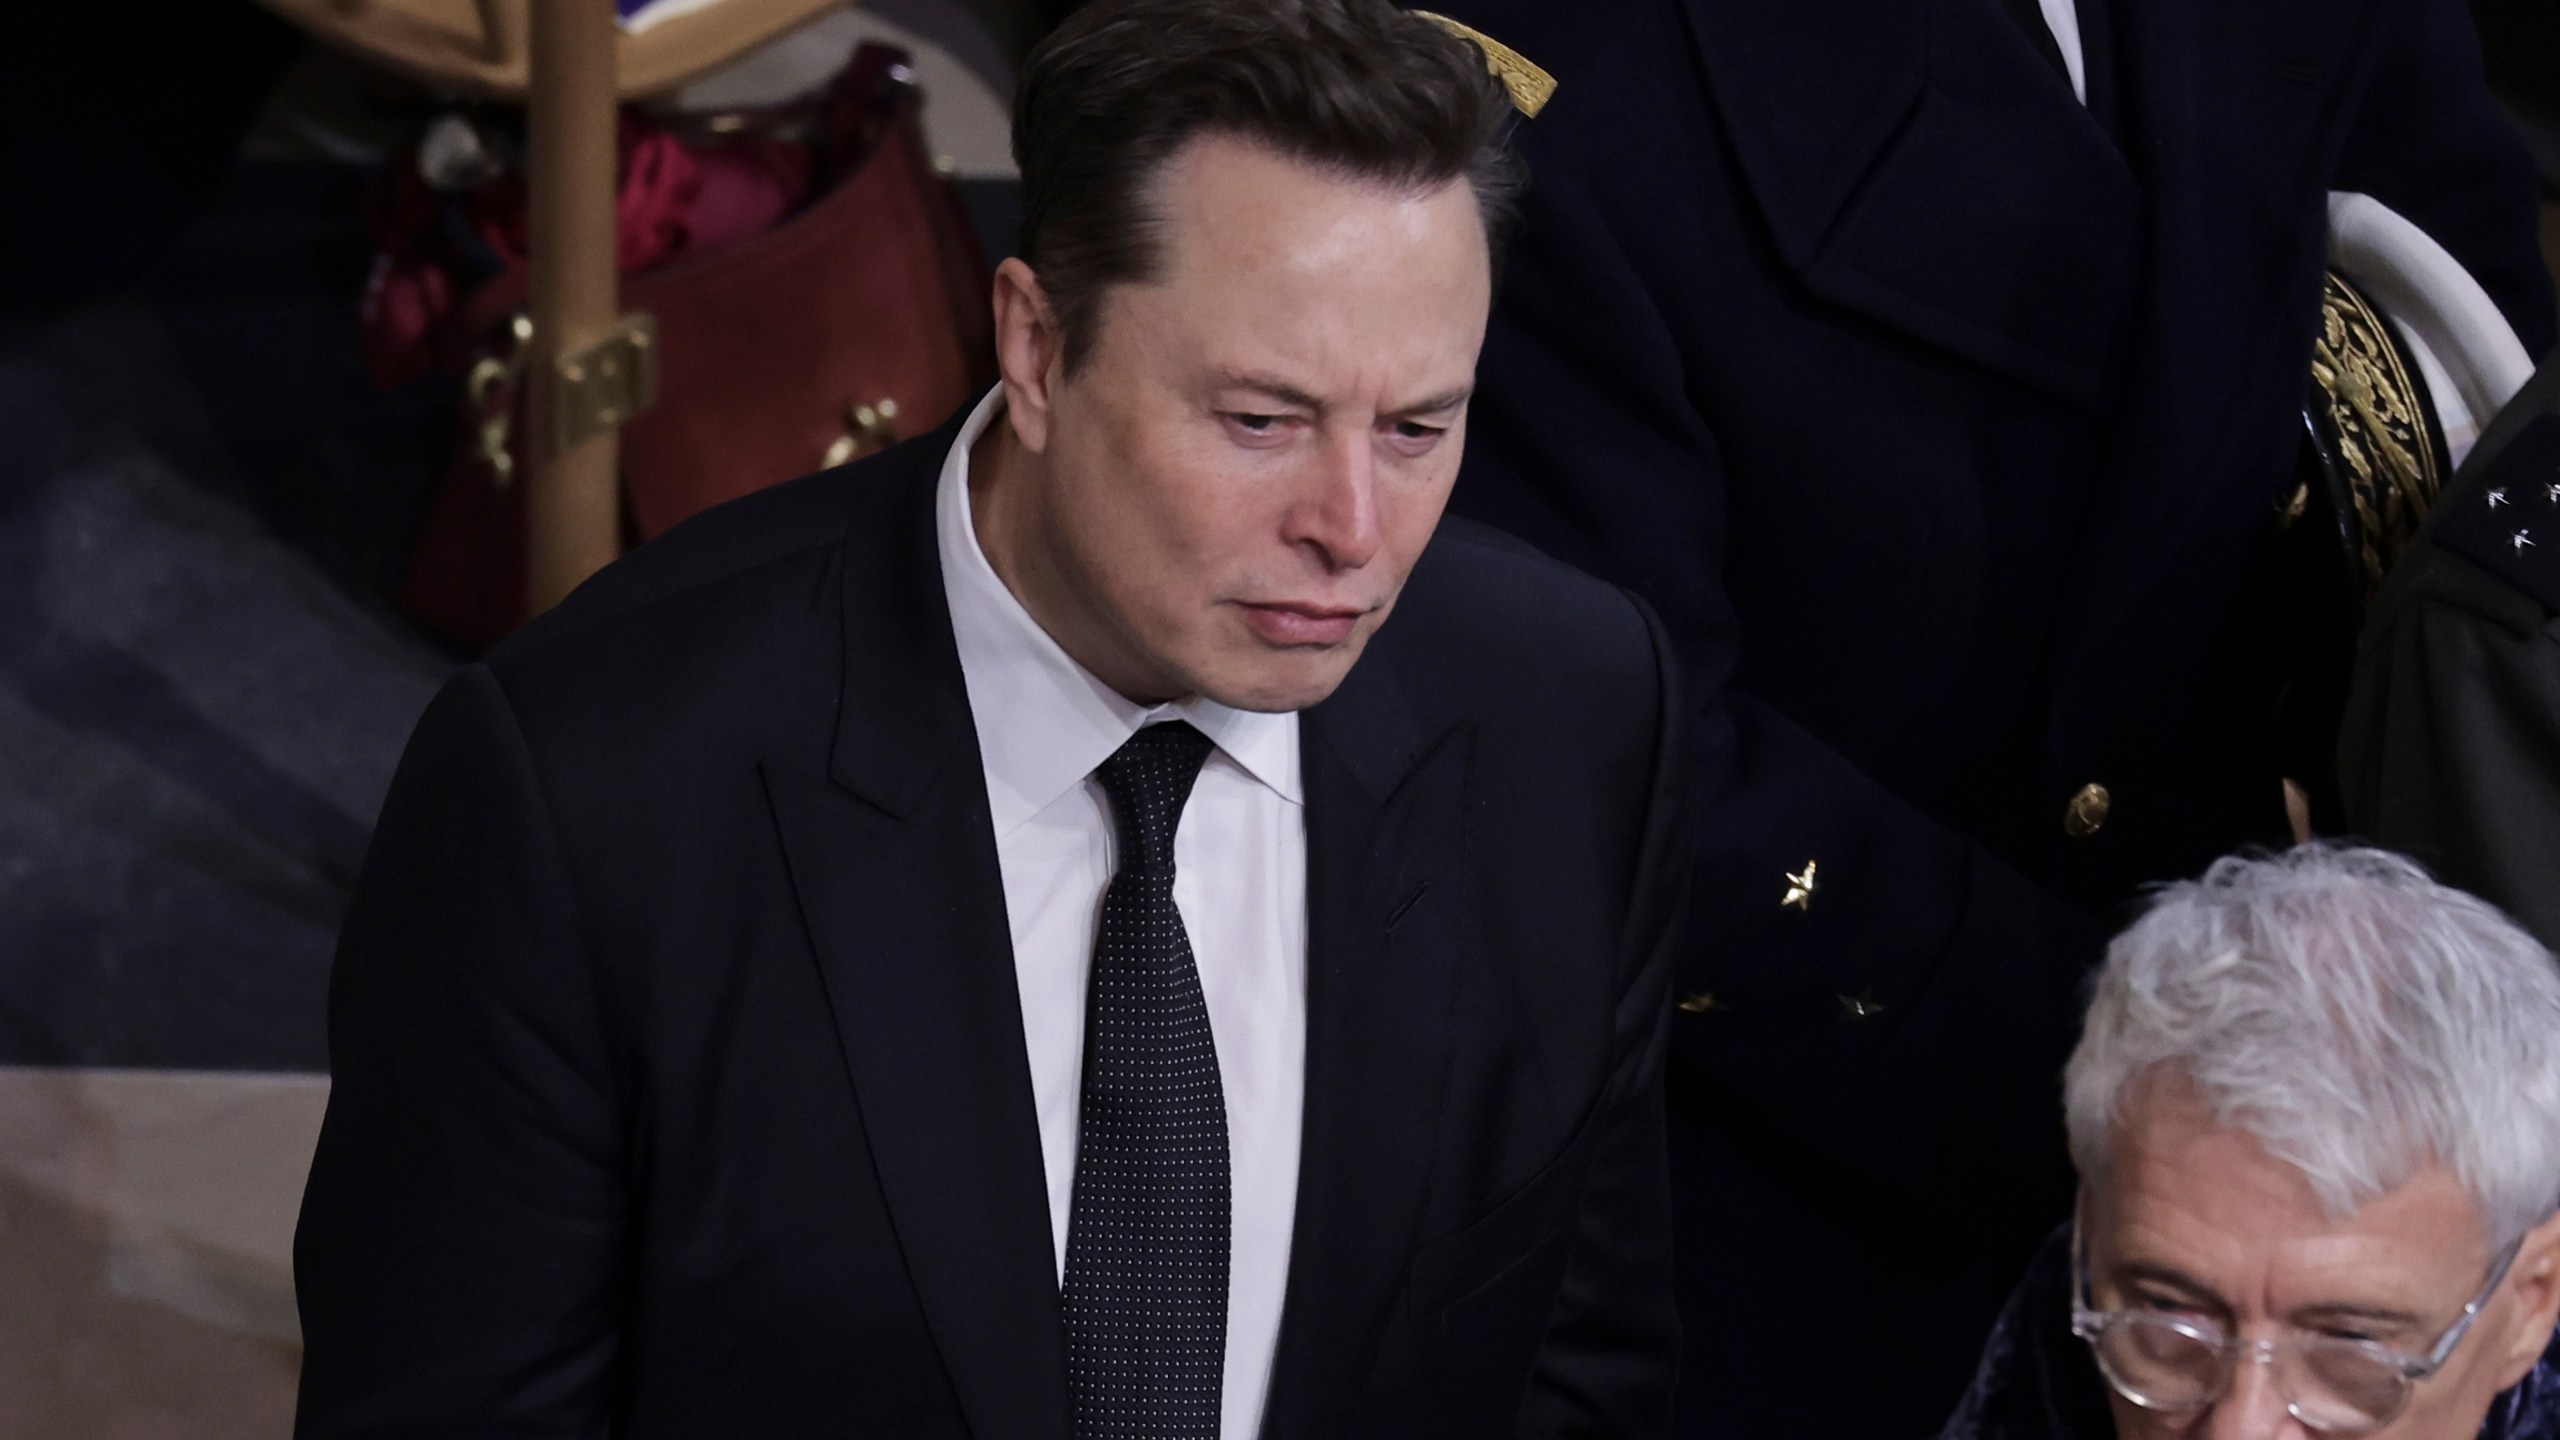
xmin=2477 ymin=0 xmax=2560 ymax=276
xmin=0 ymin=3 xmax=1025 ymax=1430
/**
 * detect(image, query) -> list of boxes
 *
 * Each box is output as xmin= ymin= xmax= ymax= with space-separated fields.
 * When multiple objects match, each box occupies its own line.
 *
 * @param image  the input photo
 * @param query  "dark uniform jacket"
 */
xmin=2344 ymin=351 xmax=2560 ymax=953
xmin=1429 ymin=0 xmax=2557 ymax=1433
xmin=291 ymin=421 xmax=1692 ymax=1438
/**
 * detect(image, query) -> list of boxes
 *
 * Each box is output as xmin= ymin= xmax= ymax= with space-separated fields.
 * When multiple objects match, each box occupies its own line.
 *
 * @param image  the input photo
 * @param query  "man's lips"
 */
xmin=1234 ymin=600 xmax=1368 ymax=646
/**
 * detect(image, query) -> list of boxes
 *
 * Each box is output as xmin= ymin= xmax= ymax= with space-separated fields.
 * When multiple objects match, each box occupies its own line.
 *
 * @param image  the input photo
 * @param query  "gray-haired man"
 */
xmin=1945 ymin=846 xmax=2560 ymax=1440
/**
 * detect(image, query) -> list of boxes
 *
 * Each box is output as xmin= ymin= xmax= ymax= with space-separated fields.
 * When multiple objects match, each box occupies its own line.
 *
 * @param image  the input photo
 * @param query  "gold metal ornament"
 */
xmin=822 ymin=397 xmax=904 ymax=469
xmin=2064 ymin=783 xmax=2111 ymax=839
xmin=2309 ymin=271 xmax=2442 ymax=593
xmin=548 ymin=311 xmax=659 ymax=456
xmin=1413 ymin=12 xmax=1556 ymax=117
xmin=463 ymin=312 xmax=537 ymax=486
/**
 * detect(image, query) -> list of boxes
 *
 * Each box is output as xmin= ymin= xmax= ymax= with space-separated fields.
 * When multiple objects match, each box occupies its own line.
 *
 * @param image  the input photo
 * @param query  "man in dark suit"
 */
xmin=1426 ymin=0 xmax=2558 ymax=1434
xmin=291 ymin=2 xmax=1686 ymax=1436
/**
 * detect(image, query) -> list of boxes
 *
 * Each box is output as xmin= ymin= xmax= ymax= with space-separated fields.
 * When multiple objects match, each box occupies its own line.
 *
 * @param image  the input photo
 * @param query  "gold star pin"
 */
xmin=1837 ymin=988 xmax=1886 ymax=1022
xmin=1782 ymin=860 xmax=1819 ymax=911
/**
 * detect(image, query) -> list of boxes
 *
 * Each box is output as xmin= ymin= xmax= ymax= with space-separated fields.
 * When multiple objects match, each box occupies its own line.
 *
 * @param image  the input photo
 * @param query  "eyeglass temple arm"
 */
xmin=2415 ymin=1234 xmax=2529 ymax=1374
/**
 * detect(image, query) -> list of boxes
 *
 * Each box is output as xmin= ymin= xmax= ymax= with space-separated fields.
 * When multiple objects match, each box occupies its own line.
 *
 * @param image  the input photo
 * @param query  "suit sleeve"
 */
xmin=293 ymin=664 xmax=627 ymax=1440
xmin=1460 ymin=151 xmax=2107 ymax=1238
xmin=2328 ymin=0 xmax=2558 ymax=354
xmin=1516 ymin=597 xmax=1688 ymax=1439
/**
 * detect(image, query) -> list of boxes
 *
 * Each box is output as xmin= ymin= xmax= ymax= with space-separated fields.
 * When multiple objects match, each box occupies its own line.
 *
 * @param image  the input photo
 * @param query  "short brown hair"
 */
xmin=1012 ymin=0 xmax=1525 ymax=373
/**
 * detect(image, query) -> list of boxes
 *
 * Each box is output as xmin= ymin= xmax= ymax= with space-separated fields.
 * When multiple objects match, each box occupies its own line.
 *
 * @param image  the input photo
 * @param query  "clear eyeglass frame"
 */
xmin=2068 ymin=1218 xmax=2523 ymax=1435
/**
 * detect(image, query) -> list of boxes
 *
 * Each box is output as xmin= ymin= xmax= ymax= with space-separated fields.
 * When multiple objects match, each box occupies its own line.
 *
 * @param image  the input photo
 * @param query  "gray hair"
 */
xmin=2065 ymin=844 xmax=2560 ymax=1251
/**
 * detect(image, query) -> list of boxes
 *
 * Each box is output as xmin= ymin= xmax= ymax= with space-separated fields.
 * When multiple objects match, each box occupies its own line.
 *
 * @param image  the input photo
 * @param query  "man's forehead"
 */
xmin=1145 ymin=132 xmax=1488 ymax=273
xmin=2098 ymin=1114 xmax=2489 ymax=1307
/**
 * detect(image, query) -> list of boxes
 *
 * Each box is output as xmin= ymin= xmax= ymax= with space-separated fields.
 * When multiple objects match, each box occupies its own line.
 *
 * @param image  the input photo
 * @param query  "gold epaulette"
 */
xmin=1414 ymin=12 xmax=1556 ymax=118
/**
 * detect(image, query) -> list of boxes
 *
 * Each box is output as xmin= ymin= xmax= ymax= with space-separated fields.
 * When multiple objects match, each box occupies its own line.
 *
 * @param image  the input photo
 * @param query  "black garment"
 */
xmin=1427 ymin=0 xmax=2557 ymax=1434
xmin=2343 ymin=351 xmax=2560 ymax=952
xmin=1067 ymin=722 xmax=1229 ymax=1440
xmin=1994 ymin=0 xmax=2073 ymax=83
xmin=291 ymin=418 xmax=1691 ymax=1439
xmin=1940 ymin=1225 xmax=2560 ymax=1440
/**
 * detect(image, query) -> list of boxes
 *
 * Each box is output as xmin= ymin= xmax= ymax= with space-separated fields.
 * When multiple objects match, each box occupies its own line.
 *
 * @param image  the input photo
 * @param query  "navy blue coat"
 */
xmin=1433 ymin=0 xmax=2557 ymax=1434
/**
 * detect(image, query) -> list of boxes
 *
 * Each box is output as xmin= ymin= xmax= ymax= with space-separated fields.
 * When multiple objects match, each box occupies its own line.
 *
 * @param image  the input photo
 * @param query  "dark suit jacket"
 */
xmin=291 ymin=420 xmax=1690 ymax=1439
xmin=1430 ymin=0 xmax=2557 ymax=1433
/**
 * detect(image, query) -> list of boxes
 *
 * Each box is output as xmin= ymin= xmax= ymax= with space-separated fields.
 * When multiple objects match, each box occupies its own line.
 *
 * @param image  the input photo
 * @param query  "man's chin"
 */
xmin=1193 ymin=644 xmax=1366 ymax=714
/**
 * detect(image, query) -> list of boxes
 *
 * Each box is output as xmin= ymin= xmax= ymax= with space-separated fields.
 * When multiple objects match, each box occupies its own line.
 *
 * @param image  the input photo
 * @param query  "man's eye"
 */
xmin=1392 ymin=421 xmax=1446 ymax=441
xmin=1228 ymin=412 xmax=1279 ymax=433
xmin=2134 ymin=1293 xmax=2214 ymax=1325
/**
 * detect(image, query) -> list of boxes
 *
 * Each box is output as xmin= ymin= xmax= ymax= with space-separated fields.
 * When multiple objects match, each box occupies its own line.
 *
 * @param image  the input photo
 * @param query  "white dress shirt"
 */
xmin=936 ymin=388 xmax=1306 ymax=1440
xmin=2038 ymin=0 xmax=2087 ymax=105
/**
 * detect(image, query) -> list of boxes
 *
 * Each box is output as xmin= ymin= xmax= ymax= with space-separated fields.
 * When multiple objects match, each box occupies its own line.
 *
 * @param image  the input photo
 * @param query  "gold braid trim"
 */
xmin=2309 ymin=271 xmax=2443 ymax=591
xmin=1414 ymin=12 xmax=1556 ymax=117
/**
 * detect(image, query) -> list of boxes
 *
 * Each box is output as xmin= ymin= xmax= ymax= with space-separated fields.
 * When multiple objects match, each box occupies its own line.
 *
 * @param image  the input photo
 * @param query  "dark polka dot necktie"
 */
xmin=1063 ymin=720 xmax=1230 ymax=1440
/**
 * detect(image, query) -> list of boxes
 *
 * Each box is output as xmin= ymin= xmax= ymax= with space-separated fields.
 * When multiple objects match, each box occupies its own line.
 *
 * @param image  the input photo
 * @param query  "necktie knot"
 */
xmin=1094 ymin=721 xmax=1215 ymax=876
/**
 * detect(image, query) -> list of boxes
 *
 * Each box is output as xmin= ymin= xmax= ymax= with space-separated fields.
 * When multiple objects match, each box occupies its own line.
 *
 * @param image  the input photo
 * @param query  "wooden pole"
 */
xmin=475 ymin=0 xmax=528 ymax=68
xmin=524 ymin=0 xmax=624 ymax=615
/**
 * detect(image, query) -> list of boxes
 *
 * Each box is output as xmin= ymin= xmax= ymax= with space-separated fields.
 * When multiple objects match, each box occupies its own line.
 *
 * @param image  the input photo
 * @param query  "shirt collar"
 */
xmin=936 ymin=388 xmax=1303 ymax=838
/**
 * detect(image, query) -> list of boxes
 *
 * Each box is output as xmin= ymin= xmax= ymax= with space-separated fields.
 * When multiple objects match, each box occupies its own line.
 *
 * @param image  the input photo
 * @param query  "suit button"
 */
xmin=2064 ymin=783 xmax=2111 ymax=839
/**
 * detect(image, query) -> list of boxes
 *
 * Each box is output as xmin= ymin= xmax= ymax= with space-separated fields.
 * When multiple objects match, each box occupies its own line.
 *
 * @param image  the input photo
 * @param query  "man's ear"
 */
xmin=2492 ymin=1210 xmax=2560 ymax=1389
xmin=991 ymin=257 xmax=1064 ymax=454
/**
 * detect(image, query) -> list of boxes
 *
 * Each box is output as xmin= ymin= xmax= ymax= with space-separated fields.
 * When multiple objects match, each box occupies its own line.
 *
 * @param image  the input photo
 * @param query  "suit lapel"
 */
xmin=1259 ymin=649 xmax=1473 ymax=1440
xmin=762 ymin=440 xmax=1072 ymax=1440
xmin=1681 ymin=0 xmax=2142 ymax=409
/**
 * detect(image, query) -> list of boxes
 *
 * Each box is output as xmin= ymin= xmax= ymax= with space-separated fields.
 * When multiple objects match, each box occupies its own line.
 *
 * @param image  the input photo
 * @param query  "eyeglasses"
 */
xmin=2070 ymin=1221 xmax=2522 ymax=1435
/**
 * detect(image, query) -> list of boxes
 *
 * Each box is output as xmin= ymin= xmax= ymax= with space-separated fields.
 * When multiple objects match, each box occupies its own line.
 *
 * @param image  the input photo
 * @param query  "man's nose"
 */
xmin=1288 ymin=428 xmax=1383 ymax=572
xmin=2201 ymin=1349 xmax=2299 ymax=1440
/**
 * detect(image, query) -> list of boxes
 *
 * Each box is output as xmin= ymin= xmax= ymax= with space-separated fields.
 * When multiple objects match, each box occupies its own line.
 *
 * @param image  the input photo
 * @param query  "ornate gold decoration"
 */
xmin=1676 ymin=991 xmax=1723 ymax=1014
xmin=1413 ymin=12 xmax=1556 ymax=117
xmin=1781 ymin=860 xmax=1819 ymax=911
xmin=1838 ymin=989 xmax=1886 ymax=1022
xmin=2309 ymin=271 xmax=2442 ymax=591
xmin=2064 ymin=783 xmax=2111 ymax=840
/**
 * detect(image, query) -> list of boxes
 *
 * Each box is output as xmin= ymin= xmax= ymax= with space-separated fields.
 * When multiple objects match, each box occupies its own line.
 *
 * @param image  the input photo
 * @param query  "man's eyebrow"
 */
xmin=2112 ymin=1262 xmax=2430 ymax=1333
xmin=1209 ymin=373 xmax=1473 ymax=418
xmin=1387 ymin=386 xmax=1474 ymax=418
xmin=2290 ymin=1301 xmax=2427 ymax=1332
xmin=2113 ymin=1261 xmax=2229 ymax=1309
xmin=1213 ymin=371 xmax=1326 ymax=412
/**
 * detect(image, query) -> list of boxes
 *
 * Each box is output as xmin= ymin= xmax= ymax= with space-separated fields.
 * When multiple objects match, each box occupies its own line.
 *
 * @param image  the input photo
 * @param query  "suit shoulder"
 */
xmin=1395 ymin=516 xmax=1665 ymax=691
xmin=2426 ymin=412 xmax=2560 ymax=618
xmin=488 ymin=435 xmax=939 ymax=670
xmin=472 ymin=433 xmax=945 ymax=758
